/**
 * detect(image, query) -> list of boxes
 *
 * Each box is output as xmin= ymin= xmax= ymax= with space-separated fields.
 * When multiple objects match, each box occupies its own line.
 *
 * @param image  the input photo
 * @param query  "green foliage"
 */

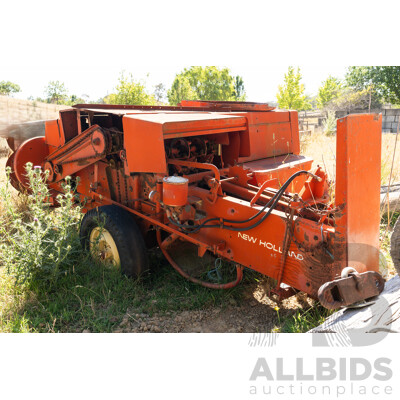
xmin=346 ymin=66 xmax=376 ymax=91
xmin=323 ymin=111 xmax=337 ymax=135
xmin=329 ymin=86 xmax=381 ymax=112
xmin=233 ymin=75 xmax=246 ymax=101
xmin=276 ymin=66 xmax=311 ymax=110
xmin=168 ymin=75 xmax=196 ymax=105
xmin=346 ymin=66 xmax=400 ymax=105
xmin=153 ymin=83 xmax=166 ymax=103
xmin=0 ymin=81 xmax=21 ymax=96
xmin=106 ymin=73 xmax=156 ymax=105
xmin=305 ymin=95 xmax=317 ymax=109
xmin=67 ymin=94 xmax=86 ymax=105
xmin=316 ymin=76 xmax=342 ymax=109
xmin=0 ymin=164 xmax=82 ymax=286
xmin=0 ymin=251 xmax=250 ymax=332
xmin=282 ymin=304 xmax=333 ymax=333
xmin=45 ymin=81 xmax=68 ymax=104
xmin=33 ymin=83 xmax=86 ymax=105
xmin=167 ymin=66 xmax=246 ymax=105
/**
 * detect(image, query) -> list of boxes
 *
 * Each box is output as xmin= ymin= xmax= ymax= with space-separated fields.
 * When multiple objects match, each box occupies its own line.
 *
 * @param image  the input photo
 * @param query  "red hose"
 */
xmin=156 ymin=230 xmax=243 ymax=289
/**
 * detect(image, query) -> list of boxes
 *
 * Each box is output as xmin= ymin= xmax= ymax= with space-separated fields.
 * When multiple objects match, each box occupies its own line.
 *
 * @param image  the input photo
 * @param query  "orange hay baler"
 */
xmin=4 ymin=101 xmax=385 ymax=309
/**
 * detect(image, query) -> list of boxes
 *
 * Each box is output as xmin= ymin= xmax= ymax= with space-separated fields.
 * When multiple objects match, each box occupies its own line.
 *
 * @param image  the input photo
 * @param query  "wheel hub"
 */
xmin=89 ymin=227 xmax=120 ymax=267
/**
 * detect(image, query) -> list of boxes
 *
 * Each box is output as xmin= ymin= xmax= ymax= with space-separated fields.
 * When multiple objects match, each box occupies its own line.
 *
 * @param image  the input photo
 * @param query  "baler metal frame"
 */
xmin=5 ymin=101 xmax=385 ymax=309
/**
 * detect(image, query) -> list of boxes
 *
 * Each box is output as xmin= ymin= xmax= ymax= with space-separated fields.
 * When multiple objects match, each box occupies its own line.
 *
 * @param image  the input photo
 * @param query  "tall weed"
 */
xmin=0 ymin=163 xmax=83 ymax=287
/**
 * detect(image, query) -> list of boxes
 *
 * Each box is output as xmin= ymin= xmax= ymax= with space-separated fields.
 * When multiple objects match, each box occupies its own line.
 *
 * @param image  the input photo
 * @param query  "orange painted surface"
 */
xmin=13 ymin=136 xmax=49 ymax=189
xmin=7 ymin=102 xmax=383 ymax=300
xmin=179 ymin=100 xmax=275 ymax=112
xmin=123 ymin=113 xmax=247 ymax=173
xmin=335 ymin=114 xmax=382 ymax=273
xmin=243 ymin=154 xmax=313 ymax=193
xmin=163 ymin=176 xmax=189 ymax=207
xmin=45 ymin=120 xmax=62 ymax=152
xmin=237 ymin=110 xmax=296 ymax=162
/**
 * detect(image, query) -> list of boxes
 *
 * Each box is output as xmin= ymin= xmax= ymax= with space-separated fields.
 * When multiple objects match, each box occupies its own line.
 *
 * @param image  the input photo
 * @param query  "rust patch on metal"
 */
xmin=318 ymin=271 xmax=385 ymax=310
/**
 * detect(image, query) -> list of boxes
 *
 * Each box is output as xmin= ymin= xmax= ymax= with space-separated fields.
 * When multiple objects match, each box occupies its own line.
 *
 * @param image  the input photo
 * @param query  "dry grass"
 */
xmin=300 ymin=129 xmax=400 ymax=278
xmin=300 ymin=129 xmax=336 ymax=180
xmin=300 ymin=130 xmax=400 ymax=186
xmin=0 ymin=137 xmax=8 ymax=153
xmin=0 ymin=139 xmax=10 ymax=186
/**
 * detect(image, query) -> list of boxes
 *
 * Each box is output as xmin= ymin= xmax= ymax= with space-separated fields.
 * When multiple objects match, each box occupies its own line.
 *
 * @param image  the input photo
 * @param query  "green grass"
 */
xmin=0 ymin=160 xmax=334 ymax=333
xmin=280 ymin=304 xmax=333 ymax=333
xmin=0 ymin=249 xmax=259 ymax=333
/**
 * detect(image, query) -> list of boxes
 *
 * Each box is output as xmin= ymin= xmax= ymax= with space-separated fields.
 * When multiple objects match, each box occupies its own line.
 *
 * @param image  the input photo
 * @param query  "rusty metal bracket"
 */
xmin=318 ymin=269 xmax=385 ymax=310
xmin=250 ymin=178 xmax=279 ymax=207
xmin=273 ymin=207 xmax=295 ymax=296
xmin=271 ymin=283 xmax=298 ymax=301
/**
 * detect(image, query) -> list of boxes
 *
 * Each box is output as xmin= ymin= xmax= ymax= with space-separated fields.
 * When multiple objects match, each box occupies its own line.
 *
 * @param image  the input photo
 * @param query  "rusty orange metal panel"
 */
xmin=179 ymin=100 xmax=275 ymax=111
xmin=240 ymin=109 xmax=290 ymax=124
xmin=123 ymin=116 xmax=167 ymax=174
xmin=45 ymin=120 xmax=62 ymax=152
xmin=187 ymin=187 xmax=333 ymax=297
xmin=125 ymin=113 xmax=247 ymax=138
xmin=239 ymin=121 xmax=293 ymax=162
xmin=335 ymin=113 xmax=382 ymax=273
xmin=289 ymin=111 xmax=300 ymax=155
xmin=123 ymin=113 xmax=247 ymax=174
xmin=235 ymin=110 xmax=294 ymax=162
xmin=162 ymin=114 xmax=247 ymax=135
xmin=243 ymin=154 xmax=313 ymax=193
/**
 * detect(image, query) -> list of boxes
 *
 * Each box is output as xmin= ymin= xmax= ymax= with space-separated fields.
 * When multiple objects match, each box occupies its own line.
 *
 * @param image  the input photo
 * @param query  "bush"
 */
xmin=0 ymin=164 xmax=83 ymax=287
xmin=323 ymin=111 xmax=337 ymax=136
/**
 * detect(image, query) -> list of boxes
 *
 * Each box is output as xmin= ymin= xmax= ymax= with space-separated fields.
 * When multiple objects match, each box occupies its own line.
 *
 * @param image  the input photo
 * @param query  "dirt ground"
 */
xmin=112 ymin=285 xmax=314 ymax=333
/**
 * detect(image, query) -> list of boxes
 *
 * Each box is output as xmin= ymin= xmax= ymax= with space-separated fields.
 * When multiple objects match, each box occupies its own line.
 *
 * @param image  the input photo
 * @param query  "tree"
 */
xmin=346 ymin=66 xmax=400 ymax=105
xmin=328 ymin=87 xmax=381 ymax=113
xmin=316 ymin=76 xmax=342 ymax=109
xmin=167 ymin=66 xmax=245 ymax=105
xmin=167 ymin=75 xmax=196 ymax=105
xmin=154 ymin=83 xmax=166 ymax=103
xmin=67 ymin=94 xmax=86 ymax=105
xmin=45 ymin=81 xmax=68 ymax=104
xmin=276 ymin=66 xmax=311 ymax=110
xmin=0 ymin=81 xmax=21 ymax=96
xmin=233 ymin=76 xmax=246 ymax=101
xmin=107 ymin=73 xmax=156 ymax=105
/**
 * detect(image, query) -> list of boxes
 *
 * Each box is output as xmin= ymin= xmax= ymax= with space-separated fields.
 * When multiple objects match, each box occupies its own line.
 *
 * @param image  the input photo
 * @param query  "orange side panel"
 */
xmin=162 ymin=115 xmax=247 ymax=135
xmin=239 ymin=122 xmax=292 ymax=161
xmin=123 ymin=113 xmax=248 ymax=174
xmin=123 ymin=116 xmax=167 ymax=174
xmin=335 ymin=113 xmax=382 ymax=272
xmin=289 ymin=111 xmax=300 ymax=155
xmin=237 ymin=110 xmax=294 ymax=162
xmin=45 ymin=120 xmax=62 ymax=153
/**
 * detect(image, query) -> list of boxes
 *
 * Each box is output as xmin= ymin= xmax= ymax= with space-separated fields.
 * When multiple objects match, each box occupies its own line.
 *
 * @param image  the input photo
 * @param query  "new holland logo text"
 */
xmin=238 ymin=232 xmax=304 ymax=261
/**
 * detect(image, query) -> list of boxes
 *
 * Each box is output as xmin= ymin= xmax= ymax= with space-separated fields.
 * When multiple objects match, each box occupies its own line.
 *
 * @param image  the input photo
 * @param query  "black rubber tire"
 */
xmin=390 ymin=216 xmax=400 ymax=276
xmin=80 ymin=205 xmax=149 ymax=277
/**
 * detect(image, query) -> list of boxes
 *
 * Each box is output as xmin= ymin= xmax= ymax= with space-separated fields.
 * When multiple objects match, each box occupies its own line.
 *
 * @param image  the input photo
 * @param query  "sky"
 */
xmin=1 ymin=0 xmax=398 ymax=105
xmin=1 ymin=65 xmax=348 ymax=103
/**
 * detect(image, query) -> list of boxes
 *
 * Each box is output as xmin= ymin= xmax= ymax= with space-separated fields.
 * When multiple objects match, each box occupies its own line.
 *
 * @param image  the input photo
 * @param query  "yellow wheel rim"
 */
xmin=89 ymin=227 xmax=121 ymax=267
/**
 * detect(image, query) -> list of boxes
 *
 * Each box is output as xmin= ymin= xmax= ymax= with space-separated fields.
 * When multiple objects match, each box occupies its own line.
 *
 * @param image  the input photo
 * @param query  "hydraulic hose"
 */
xmin=169 ymin=170 xmax=317 ymax=234
xmin=156 ymin=230 xmax=244 ymax=289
